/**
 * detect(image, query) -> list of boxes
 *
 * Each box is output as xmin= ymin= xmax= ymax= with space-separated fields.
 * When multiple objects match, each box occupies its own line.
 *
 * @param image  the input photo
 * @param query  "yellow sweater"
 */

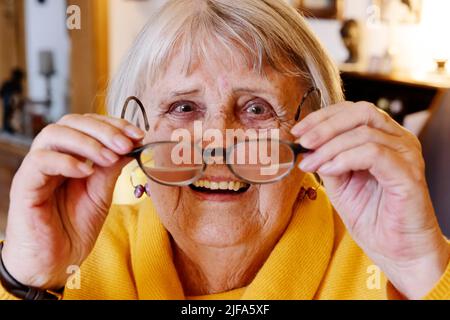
xmin=1 ymin=174 xmax=449 ymax=300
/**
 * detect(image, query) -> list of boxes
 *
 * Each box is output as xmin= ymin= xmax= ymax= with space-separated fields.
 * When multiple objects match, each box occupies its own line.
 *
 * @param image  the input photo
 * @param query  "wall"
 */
xmin=109 ymin=0 xmax=165 ymax=76
xmin=25 ymin=0 xmax=70 ymax=120
xmin=108 ymin=0 xmax=436 ymax=76
xmin=107 ymin=0 xmax=372 ymax=72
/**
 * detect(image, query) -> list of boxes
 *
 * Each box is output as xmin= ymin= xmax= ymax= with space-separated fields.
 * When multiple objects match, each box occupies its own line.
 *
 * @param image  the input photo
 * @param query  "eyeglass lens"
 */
xmin=138 ymin=140 xmax=297 ymax=186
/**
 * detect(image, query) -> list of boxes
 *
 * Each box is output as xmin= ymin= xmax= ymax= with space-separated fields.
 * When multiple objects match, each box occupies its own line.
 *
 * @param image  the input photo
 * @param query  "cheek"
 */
xmin=258 ymin=171 xmax=303 ymax=214
xmin=145 ymin=118 xmax=198 ymax=143
xmin=147 ymin=182 xmax=182 ymax=225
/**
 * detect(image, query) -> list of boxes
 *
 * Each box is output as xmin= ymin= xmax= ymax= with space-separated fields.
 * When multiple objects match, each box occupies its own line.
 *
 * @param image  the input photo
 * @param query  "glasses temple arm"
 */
xmin=294 ymin=87 xmax=323 ymax=122
xmin=121 ymin=96 xmax=150 ymax=131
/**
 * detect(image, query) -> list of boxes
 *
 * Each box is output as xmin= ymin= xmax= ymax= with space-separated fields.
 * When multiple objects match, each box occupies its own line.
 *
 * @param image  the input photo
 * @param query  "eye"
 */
xmin=169 ymin=101 xmax=196 ymax=114
xmin=246 ymin=104 xmax=265 ymax=115
xmin=166 ymin=101 xmax=204 ymax=121
xmin=242 ymin=100 xmax=275 ymax=119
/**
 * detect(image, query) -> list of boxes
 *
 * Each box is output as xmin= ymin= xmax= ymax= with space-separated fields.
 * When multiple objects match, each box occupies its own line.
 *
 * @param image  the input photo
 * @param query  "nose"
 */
xmin=204 ymin=146 xmax=231 ymax=163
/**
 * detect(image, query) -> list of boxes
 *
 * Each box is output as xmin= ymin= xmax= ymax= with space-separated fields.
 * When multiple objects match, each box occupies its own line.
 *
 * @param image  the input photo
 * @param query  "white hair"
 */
xmin=107 ymin=0 xmax=344 ymax=120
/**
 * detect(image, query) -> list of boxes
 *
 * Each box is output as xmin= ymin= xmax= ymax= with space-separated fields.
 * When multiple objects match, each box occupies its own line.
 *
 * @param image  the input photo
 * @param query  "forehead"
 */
xmin=151 ymin=47 xmax=301 ymax=97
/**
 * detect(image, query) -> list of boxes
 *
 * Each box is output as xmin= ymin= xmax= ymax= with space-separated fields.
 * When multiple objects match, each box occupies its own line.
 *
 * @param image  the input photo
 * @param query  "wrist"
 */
xmin=387 ymin=238 xmax=450 ymax=300
xmin=1 ymin=241 xmax=67 ymax=293
xmin=0 ymin=242 xmax=64 ymax=300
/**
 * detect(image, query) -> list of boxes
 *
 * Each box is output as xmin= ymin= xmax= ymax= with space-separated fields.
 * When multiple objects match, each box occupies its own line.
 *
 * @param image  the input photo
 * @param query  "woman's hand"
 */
xmin=2 ymin=114 xmax=144 ymax=290
xmin=291 ymin=101 xmax=450 ymax=300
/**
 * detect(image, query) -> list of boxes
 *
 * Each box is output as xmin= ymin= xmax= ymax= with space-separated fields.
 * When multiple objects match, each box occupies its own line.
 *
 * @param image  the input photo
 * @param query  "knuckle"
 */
xmin=409 ymin=165 xmax=425 ymax=184
xmin=357 ymin=101 xmax=384 ymax=119
xmin=117 ymin=118 xmax=131 ymax=127
xmin=366 ymin=142 xmax=384 ymax=157
xmin=83 ymin=137 xmax=102 ymax=151
xmin=410 ymin=135 xmax=423 ymax=152
xmin=355 ymin=101 xmax=374 ymax=112
xmin=32 ymin=124 xmax=59 ymax=147
xmin=357 ymin=125 xmax=373 ymax=140
xmin=102 ymin=124 xmax=121 ymax=138
xmin=58 ymin=113 xmax=78 ymax=124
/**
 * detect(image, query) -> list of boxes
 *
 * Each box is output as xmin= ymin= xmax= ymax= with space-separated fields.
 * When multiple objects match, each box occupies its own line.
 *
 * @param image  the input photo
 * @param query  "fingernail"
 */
xmin=291 ymin=125 xmax=304 ymax=136
xmin=114 ymin=135 xmax=133 ymax=152
xmin=78 ymin=163 xmax=94 ymax=175
xmin=101 ymin=148 xmax=119 ymax=163
xmin=124 ymin=125 xmax=145 ymax=139
xmin=299 ymin=132 xmax=317 ymax=148
xmin=291 ymin=121 xmax=310 ymax=135
xmin=318 ymin=162 xmax=334 ymax=174
xmin=299 ymin=156 xmax=315 ymax=172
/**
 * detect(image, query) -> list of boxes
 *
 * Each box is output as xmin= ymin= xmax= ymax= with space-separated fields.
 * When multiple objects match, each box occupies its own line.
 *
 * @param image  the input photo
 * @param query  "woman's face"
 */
xmin=141 ymin=51 xmax=306 ymax=247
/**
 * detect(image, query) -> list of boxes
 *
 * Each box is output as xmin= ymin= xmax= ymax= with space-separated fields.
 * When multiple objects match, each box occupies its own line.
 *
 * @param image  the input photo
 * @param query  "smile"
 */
xmin=189 ymin=179 xmax=251 ymax=195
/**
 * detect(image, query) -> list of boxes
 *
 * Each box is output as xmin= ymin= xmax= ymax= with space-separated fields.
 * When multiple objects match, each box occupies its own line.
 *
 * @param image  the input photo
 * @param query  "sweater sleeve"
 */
xmin=63 ymin=204 xmax=138 ymax=300
xmin=386 ymin=243 xmax=450 ymax=300
xmin=423 ymin=253 xmax=450 ymax=300
xmin=0 ymin=283 xmax=20 ymax=300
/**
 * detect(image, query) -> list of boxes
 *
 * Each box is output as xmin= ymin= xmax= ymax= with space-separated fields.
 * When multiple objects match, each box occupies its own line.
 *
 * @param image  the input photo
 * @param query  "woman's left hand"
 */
xmin=291 ymin=101 xmax=450 ymax=300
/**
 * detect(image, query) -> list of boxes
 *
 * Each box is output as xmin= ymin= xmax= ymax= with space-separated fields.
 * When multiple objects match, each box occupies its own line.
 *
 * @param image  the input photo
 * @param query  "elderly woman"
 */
xmin=1 ymin=0 xmax=449 ymax=300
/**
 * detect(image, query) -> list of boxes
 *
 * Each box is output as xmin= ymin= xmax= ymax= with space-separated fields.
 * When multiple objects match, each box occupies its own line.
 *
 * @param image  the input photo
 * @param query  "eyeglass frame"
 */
xmin=125 ymin=139 xmax=310 ymax=186
xmin=121 ymin=87 xmax=323 ymax=186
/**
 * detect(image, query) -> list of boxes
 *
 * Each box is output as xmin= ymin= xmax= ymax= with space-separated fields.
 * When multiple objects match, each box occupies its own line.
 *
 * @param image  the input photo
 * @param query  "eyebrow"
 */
xmin=166 ymin=85 xmax=277 ymax=102
xmin=169 ymin=88 xmax=202 ymax=98
xmin=232 ymin=86 xmax=272 ymax=95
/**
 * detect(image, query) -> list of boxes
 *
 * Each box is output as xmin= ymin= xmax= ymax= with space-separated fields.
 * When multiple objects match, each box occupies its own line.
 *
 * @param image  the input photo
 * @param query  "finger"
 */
xmin=31 ymin=124 xmax=120 ymax=167
xmin=291 ymin=101 xmax=353 ymax=136
xmin=12 ymin=150 xmax=94 ymax=205
xmin=81 ymin=157 xmax=132 ymax=214
xmin=317 ymin=143 xmax=423 ymax=188
xmin=299 ymin=125 xmax=412 ymax=173
xmin=295 ymin=102 xmax=405 ymax=149
xmin=83 ymin=113 xmax=145 ymax=139
xmin=57 ymin=114 xmax=139 ymax=154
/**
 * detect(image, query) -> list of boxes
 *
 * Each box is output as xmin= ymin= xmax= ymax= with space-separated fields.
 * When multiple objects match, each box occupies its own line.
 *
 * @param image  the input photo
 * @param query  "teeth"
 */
xmin=192 ymin=180 xmax=249 ymax=191
xmin=210 ymin=182 xmax=219 ymax=190
xmin=218 ymin=182 xmax=227 ymax=190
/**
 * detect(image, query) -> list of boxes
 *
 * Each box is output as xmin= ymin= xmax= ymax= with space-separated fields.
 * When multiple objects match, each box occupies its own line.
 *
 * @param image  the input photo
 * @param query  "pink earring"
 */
xmin=299 ymin=175 xmax=322 ymax=201
xmin=299 ymin=187 xmax=317 ymax=201
xmin=131 ymin=174 xmax=151 ymax=199
xmin=134 ymin=183 xmax=151 ymax=199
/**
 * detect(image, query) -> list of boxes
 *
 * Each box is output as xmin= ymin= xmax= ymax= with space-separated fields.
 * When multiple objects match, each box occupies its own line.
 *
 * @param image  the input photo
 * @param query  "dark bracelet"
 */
xmin=0 ymin=242 xmax=63 ymax=300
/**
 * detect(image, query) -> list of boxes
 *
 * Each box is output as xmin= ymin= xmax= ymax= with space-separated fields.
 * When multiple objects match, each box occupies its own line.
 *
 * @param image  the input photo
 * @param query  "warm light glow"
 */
xmin=419 ymin=0 xmax=450 ymax=69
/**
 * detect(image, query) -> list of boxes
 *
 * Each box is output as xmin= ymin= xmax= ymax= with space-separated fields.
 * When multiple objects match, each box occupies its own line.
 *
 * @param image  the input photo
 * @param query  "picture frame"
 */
xmin=372 ymin=0 xmax=423 ymax=24
xmin=296 ymin=0 xmax=342 ymax=20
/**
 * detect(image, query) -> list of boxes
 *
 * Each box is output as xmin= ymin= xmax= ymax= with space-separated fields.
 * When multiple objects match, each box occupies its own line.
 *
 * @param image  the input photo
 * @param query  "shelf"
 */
xmin=0 ymin=132 xmax=32 ymax=157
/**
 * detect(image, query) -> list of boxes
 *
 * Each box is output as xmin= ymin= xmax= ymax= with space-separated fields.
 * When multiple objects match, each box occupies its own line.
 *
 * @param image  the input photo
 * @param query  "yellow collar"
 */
xmin=131 ymin=174 xmax=335 ymax=299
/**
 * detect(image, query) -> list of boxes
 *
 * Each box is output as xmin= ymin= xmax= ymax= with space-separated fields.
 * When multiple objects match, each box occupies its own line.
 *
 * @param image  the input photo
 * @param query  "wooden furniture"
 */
xmin=0 ymin=134 xmax=31 ymax=237
xmin=341 ymin=71 xmax=450 ymax=124
xmin=0 ymin=0 xmax=26 ymax=84
xmin=68 ymin=0 xmax=109 ymax=115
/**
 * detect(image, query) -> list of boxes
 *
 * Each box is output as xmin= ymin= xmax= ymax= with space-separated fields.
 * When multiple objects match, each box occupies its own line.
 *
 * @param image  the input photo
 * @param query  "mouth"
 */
xmin=188 ymin=179 xmax=251 ymax=200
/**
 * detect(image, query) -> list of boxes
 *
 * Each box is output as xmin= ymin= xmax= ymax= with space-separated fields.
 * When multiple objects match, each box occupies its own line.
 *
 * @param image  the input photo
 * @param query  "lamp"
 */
xmin=420 ymin=0 xmax=450 ymax=74
xmin=38 ymin=50 xmax=55 ymax=107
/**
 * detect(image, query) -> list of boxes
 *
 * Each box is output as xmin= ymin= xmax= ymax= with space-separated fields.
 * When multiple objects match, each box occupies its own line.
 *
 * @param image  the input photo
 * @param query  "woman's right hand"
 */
xmin=1 ymin=114 xmax=145 ymax=290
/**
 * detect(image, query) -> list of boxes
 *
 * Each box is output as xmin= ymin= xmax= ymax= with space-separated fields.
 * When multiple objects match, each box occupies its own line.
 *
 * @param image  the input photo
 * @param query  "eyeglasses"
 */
xmin=125 ymin=139 xmax=310 ymax=186
xmin=121 ymin=87 xmax=322 ymax=186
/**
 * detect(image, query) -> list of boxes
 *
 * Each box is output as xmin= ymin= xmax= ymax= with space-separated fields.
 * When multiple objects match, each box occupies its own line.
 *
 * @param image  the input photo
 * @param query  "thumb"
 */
xmin=84 ymin=157 xmax=133 ymax=212
xmin=319 ymin=172 xmax=352 ymax=200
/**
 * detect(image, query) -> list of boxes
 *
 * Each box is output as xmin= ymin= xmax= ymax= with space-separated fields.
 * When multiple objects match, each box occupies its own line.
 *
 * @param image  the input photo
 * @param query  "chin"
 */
xmin=184 ymin=220 xmax=260 ymax=248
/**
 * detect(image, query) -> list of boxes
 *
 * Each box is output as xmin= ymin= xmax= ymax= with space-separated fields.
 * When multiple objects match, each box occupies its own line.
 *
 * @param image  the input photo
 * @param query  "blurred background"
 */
xmin=0 ymin=0 xmax=449 ymax=239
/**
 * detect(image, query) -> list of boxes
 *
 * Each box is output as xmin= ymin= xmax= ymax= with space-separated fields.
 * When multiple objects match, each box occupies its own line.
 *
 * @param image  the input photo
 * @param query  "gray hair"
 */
xmin=107 ymin=0 xmax=344 ymax=119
